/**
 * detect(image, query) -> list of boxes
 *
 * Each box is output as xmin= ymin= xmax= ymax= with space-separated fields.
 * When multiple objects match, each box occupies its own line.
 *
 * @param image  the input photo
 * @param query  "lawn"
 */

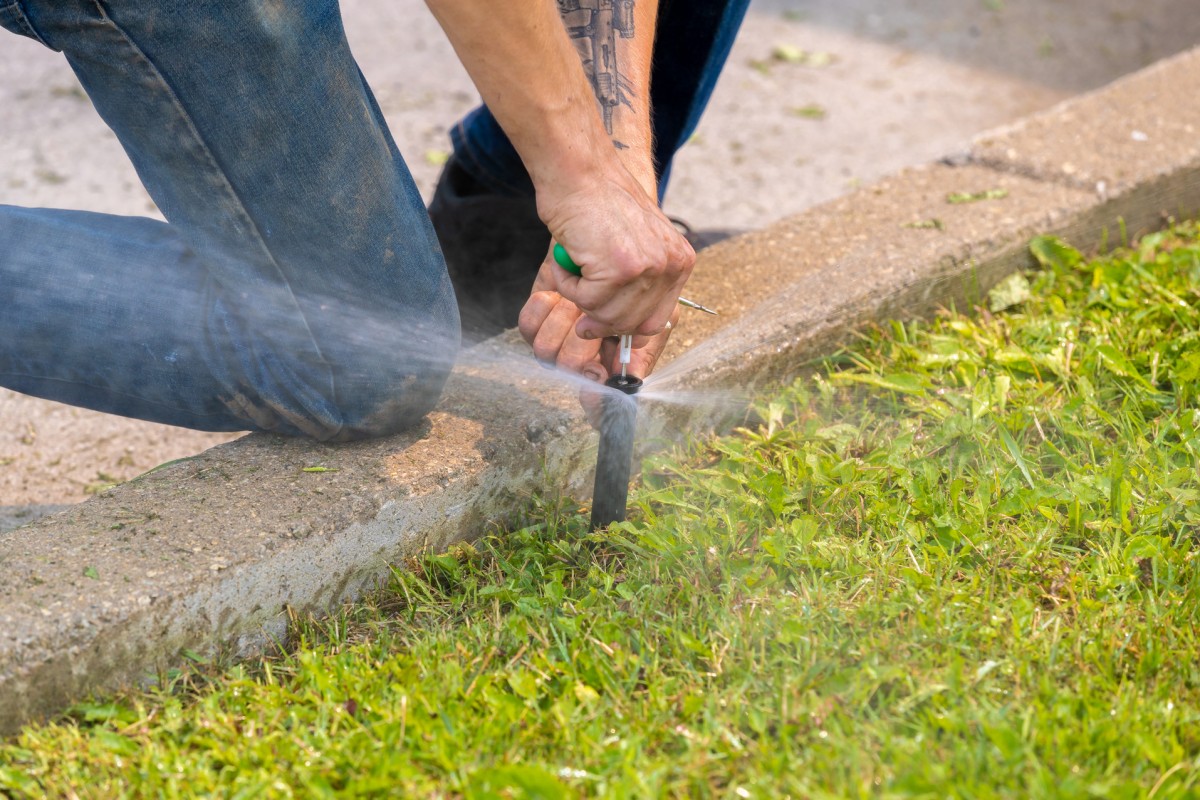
xmin=2 ymin=225 xmax=1199 ymax=798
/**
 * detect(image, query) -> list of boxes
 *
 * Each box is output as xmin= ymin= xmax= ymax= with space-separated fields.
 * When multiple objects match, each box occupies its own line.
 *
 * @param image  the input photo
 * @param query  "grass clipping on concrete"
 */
xmin=5 ymin=225 xmax=1200 ymax=798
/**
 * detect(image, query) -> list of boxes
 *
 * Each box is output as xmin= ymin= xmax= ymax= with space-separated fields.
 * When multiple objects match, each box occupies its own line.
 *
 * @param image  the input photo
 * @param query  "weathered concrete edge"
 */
xmin=4 ymin=52 xmax=1200 ymax=734
xmin=666 ymin=170 xmax=1200 ymax=416
xmin=0 ymin=386 xmax=595 ymax=734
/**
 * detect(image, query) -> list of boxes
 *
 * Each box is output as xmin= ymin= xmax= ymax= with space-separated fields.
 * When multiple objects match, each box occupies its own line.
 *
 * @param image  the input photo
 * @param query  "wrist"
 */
xmin=532 ymin=142 xmax=632 ymax=221
xmin=532 ymin=138 xmax=658 ymax=228
xmin=614 ymin=150 xmax=657 ymax=201
xmin=608 ymin=120 xmax=657 ymax=198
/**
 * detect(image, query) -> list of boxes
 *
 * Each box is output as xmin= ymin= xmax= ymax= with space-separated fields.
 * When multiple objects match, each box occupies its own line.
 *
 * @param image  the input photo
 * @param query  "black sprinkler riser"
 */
xmin=589 ymin=375 xmax=641 ymax=530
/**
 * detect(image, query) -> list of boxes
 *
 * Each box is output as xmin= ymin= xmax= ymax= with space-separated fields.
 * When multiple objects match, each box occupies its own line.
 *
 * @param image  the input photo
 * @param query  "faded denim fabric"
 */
xmin=0 ymin=0 xmax=460 ymax=441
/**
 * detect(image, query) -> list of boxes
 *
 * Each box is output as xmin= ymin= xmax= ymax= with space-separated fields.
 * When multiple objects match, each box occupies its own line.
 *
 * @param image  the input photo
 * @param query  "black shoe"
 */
xmin=428 ymin=156 xmax=550 ymax=343
xmin=669 ymin=217 xmax=743 ymax=252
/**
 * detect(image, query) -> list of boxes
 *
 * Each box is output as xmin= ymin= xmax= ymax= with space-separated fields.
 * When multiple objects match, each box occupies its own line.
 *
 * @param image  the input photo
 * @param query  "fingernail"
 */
xmin=581 ymin=330 xmax=597 ymax=340
xmin=582 ymin=367 xmax=604 ymax=382
xmin=536 ymin=358 xmax=556 ymax=370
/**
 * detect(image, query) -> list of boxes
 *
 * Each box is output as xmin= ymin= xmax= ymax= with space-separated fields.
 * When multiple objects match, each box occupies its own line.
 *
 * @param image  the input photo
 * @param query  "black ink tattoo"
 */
xmin=557 ymin=0 xmax=636 ymax=135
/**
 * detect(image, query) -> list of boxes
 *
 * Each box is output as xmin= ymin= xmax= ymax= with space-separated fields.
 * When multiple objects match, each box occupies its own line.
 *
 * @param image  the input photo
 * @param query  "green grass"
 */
xmin=4 ymin=225 xmax=1200 ymax=798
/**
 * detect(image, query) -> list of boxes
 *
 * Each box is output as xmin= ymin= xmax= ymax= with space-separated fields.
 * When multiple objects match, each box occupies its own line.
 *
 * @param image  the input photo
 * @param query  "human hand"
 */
xmin=519 ymin=273 xmax=679 ymax=425
xmin=534 ymin=167 xmax=695 ymax=341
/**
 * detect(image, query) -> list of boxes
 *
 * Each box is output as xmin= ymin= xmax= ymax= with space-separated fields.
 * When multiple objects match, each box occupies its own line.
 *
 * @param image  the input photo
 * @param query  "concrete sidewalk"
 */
xmin=3 ymin=41 xmax=1200 ymax=733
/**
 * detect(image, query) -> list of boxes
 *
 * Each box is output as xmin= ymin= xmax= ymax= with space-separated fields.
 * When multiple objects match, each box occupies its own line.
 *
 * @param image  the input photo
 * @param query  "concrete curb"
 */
xmin=4 ymin=46 xmax=1200 ymax=735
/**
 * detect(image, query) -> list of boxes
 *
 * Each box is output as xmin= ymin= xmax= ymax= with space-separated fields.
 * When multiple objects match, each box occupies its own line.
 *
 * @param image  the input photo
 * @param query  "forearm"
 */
xmin=423 ymin=0 xmax=630 ymax=204
xmin=556 ymin=0 xmax=659 ymax=194
xmin=431 ymin=0 xmax=691 ymax=342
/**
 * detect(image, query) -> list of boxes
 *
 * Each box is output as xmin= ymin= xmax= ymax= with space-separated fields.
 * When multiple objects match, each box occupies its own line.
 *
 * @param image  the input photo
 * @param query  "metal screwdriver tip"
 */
xmin=678 ymin=297 xmax=718 ymax=315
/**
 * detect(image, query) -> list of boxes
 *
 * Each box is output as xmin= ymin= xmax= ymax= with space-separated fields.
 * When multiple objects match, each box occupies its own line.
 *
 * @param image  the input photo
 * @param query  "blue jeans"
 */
xmin=0 ymin=0 xmax=749 ymax=441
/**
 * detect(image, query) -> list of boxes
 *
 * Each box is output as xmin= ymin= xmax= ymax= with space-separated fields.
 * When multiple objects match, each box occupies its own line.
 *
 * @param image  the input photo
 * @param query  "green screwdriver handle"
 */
xmin=553 ymin=242 xmax=719 ymax=315
xmin=553 ymin=243 xmax=582 ymax=276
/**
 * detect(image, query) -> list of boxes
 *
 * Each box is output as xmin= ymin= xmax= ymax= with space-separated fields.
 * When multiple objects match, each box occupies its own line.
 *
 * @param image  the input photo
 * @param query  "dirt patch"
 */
xmin=0 ymin=388 xmax=239 ymax=507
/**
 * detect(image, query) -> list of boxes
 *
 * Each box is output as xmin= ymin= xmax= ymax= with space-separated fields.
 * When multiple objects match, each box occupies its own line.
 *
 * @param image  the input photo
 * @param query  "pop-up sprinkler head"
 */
xmin=606 ymin=373 xmax=642 ymax=393
xmin=590 ymin=374 xmax=642 ymax=530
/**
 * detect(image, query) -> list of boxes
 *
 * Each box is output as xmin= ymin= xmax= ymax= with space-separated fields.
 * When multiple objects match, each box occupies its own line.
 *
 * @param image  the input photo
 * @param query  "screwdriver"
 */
xmin=553 ymin=244 xmax=718 ymax=315
xmin=678 ymin=296 xmax=719 ymax=315
xmin=553 ymin=243 xmax=717 ymax=377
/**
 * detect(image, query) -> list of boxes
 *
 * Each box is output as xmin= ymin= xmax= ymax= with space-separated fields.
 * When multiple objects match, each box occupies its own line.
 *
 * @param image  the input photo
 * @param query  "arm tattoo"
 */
xmin=557 ymin=0 xmax=636 ymax=141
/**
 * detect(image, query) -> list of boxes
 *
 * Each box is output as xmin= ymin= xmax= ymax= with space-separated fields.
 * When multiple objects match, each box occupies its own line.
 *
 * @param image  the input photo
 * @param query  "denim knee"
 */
xmin=203 ymin=267 xmax=460 ymax=442
xmin=314 ymin=276 xmax=462 ymax=441
xmin=217 ymin=346 xmax=455 ymax=442
xmin=326 ymin=350 xmax=457 ymax=442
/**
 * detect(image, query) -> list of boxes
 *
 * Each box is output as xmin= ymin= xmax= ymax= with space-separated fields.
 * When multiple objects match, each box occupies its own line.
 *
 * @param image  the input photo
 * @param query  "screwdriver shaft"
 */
xmin=678 ymin=297 xmax=718 ymax=315
xmin=618 ymin=334 xmax=632 ymax=379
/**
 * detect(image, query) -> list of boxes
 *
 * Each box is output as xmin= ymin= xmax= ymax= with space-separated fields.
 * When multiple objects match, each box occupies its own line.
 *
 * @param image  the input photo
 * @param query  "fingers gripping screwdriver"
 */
xmin=552 ymin=243 xmax=717 ymax=378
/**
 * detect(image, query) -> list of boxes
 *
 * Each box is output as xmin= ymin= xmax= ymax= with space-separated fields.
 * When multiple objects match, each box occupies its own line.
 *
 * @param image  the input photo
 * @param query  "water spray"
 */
xmin=553 ymin=243 xmax=716 ymax=529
